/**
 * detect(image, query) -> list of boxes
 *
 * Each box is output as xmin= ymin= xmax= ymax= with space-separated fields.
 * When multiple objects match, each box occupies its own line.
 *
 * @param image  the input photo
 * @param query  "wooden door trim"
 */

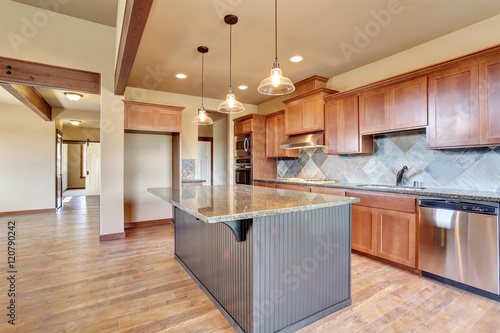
xmin=114 ymin=0 xmax=155 ymax=95
xmin=198 ymin=137 xmax=213 ymax=185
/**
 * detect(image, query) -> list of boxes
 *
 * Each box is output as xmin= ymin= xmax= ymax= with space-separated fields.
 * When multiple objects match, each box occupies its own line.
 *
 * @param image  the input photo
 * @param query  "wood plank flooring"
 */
xmin=1 ymin=195 xmax=499 ymax=332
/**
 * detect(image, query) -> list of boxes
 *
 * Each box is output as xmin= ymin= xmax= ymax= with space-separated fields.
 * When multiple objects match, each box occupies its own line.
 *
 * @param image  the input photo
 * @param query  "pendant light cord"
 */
xmin=275 ymin=0 xmax=278 ymax=62
xmin=229 ymin=23 xmax=233 ymax=90
xmin=201 ymin=53 xmax=204 ymax=107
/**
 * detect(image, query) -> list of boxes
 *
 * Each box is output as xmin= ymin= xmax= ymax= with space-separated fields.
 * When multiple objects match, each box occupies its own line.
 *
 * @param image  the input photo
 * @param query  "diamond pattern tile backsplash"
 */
xmin=182 ymin=159 xmax=195 ymax=178
xmin=277 ymin=130 xmax=500 ymax=192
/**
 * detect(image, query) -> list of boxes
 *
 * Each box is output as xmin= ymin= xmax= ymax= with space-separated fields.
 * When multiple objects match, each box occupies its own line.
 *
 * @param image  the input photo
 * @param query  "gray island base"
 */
xmin=149 ymin=185 xmax=359 ymax=333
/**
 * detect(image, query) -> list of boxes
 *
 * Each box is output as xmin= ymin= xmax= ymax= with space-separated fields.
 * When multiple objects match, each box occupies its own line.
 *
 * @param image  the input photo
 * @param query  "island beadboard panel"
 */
xmin=277 ymin=130 xmax=500 ymax=192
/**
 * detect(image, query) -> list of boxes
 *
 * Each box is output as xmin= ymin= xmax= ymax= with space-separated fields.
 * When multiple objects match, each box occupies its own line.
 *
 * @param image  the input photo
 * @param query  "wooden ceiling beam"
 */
xmin=0 ymin=57 xmax=100 ymax=94
xmin=114 ymin=0 xmax=155 ymax=95
xmin=1 ymin=83 xmax=52 ymax=121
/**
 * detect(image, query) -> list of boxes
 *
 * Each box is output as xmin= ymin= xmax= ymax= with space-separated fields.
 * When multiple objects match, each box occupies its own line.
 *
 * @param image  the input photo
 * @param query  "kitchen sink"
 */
xmin=355 ymin=184 xmax=426 ymax=190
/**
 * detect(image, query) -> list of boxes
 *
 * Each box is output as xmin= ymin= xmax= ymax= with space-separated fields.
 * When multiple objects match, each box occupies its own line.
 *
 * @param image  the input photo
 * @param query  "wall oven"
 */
xmin=235 ymin=158 xmax=252 ymax=185
xmin=235 ymin=134 xmax=252 ymax=157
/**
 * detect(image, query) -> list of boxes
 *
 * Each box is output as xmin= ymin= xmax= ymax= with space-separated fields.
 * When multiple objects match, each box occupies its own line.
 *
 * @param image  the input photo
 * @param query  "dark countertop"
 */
xmin=254 ymin=178 xmax=500 ymax=203
xmin=148 ymin=185 xmax=359 ymax=223
xmin=181 ymin=178 xmax=206 ymax=183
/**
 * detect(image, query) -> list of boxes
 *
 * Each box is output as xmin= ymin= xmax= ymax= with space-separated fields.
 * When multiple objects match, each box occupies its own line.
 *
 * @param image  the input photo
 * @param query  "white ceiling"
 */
xmin=128 ymin=0 xmax=500 ymax=105
xmin=36 ymin=87 xmax=101 ymax=112
xmin=12 ymin=0 xmax=118 ymax=27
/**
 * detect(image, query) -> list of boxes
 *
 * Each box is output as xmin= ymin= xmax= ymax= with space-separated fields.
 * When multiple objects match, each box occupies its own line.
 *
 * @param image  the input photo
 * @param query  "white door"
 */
xmin=198 ymin=141 xmax=211 ymax=185
xmin=85 ymin=143 xmax=101 ymax=196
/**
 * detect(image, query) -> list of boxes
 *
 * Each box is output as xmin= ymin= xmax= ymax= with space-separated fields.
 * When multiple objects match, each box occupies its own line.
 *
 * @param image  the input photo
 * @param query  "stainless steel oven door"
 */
xmin=235 ymin=168 xmax=252 ymax=185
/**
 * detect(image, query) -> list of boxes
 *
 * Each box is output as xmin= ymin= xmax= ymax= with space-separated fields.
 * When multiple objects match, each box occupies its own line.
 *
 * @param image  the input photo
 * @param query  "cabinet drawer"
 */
xmin=310 ymin=187 xmax=345 ymax=196
xmin=254 ymin=181 xmax=276 ymax=188
xmin=345 ymin=190 xmax=417 ymax=213
xmin=276 ymin=184 xmax=311 ymax=192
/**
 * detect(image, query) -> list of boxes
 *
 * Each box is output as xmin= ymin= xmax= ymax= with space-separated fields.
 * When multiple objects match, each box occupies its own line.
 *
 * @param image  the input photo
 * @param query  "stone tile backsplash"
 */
xmin=277 ymin=130 xmax=500 ymax=192
xmin=182 ymin=159 xmax=195 ymax=178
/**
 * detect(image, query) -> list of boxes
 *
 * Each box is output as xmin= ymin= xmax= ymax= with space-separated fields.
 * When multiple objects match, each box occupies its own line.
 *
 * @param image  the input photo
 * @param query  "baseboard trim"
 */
xmin=99 ymin=232 xmax=126 ymax=241
xmin=124 ymin=218 xmax=173 ymax=229
xmin=0 ymin=208 xmax=56 ymax=216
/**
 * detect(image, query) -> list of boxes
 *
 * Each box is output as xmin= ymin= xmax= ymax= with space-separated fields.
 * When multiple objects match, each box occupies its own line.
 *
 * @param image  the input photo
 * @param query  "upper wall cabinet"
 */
xmin=324 ymin=94 xmax=373 ymax=154
xmin=359 ymin=77 xmax=427 ymax=134
xmin=427 ymin=62 xmax=480 ymax=148
xmin=124 ymin=100 xmax=184 ymax=133
xmin=283 ymin=88 xmax=337 ymax=136
xmin=266 ymin=111 xmax=299 ymax=158
xmin=479 ymin=54 xmax=500 ymax=145
xmin=235 ymin=118 xmax=253 ymax=135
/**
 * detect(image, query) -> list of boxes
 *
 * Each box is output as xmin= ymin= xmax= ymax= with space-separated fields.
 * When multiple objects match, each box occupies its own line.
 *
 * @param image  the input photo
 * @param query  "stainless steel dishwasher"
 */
xmin=418 ymin=197 xmax=500 ymax=298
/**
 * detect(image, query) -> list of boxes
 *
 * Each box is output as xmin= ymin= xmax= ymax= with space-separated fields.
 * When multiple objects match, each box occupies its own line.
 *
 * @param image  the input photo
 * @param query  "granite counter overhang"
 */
xmin=148 ymin=184 xmax=360 ymax=223
xmin=254 ymin=179 xmax=500 ymax=203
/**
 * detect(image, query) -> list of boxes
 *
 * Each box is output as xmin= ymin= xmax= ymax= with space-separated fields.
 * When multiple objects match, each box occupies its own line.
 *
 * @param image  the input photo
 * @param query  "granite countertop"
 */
xmin=254 ymin=179 xmax=500 ymax=203
xmin=148 ymin=184 xmax=359 ymax=223
xmin=182 ymin=178 xmax=206 ymax=183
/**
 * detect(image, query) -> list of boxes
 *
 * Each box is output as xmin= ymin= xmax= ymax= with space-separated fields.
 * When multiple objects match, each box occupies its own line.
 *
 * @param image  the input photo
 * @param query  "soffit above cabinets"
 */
xmin=128 ymin=0 xmax=500 ymax=105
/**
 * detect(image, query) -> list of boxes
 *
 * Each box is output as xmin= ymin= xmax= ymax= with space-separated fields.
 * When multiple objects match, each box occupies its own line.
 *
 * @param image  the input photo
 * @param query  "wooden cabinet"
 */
xmin=283 ymin=88 xmax=337 ymax=136
xmin=253 ymin=181 xmax=276 ymax=188
xmin=275 ymin=183 xmax=311 ymax=192
xmin=310 ymin=187 xmax=346 ymax=196
xmin=359 ymin=87 xmax=389 ymax=134
xmin=346 ymin=190 xmax=418 ymax=268
xmin=325 ymin=94 xmax=373 ymax=154
xmin=479 ymin=54 xmax=500 ymax=145
xmin=266 ymin=111 xmax=299 ymax=158
xmin=360 ymin=77 xmax=427 ymax=135
xmin=427 ymin=62 xmax=480 ymax=148
xmin=390 ymin=76 xmax=428 ymax=130
xmin=235 ymin=118 xmax=253 ymax=135
xmin=124 ymin=100 xmax=183 ymax=133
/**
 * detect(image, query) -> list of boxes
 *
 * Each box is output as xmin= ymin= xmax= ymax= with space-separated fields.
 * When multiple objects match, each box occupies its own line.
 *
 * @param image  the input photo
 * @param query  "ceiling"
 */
xmin=36 ymin=88 xmax=101 ymax=112
xmin=12 ymin=0 xmax=118 ymax=27
xmin=128 ymin=0 xmax=500 ymax=105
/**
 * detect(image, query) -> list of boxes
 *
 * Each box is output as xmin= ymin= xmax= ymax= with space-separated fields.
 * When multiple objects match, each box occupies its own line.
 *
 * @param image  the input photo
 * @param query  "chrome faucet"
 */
xmin=396 ymin=166 xmax=408 ymax=186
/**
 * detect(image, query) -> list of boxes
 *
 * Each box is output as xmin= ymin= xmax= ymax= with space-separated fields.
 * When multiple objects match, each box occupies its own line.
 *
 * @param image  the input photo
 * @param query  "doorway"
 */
xmin=62 ymin=141 xmax=101 ymax=198
xmin=198 ymin=138 xmax=213 ymax=185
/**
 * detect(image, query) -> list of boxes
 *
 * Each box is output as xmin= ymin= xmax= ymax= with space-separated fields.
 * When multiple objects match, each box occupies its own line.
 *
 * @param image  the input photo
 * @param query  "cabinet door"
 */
xmin=390 ymin=76 xmax=428 ymax=130
xmin=266 ymin=115 xmax=277 ymax=158
xmin=377 ymin=209 xmax=416 ymax=267
xmin=479 ymin=54 xmax=500 ymax=145
xmin=324 ymin=99 xmax=340 ymax=154
xmin=351 ymin=205 xmax=377 ymax=255
xmin=359 ymin=87 xmax=390 ymax=134
xmin=428 ymin=62 xmax=480 ymax=148
xmin=301 ymin=93 xmax=324 ymax=133
xmin=242 ymin=119 xmax=253 ymax=133
xmin=125 ymin=106 xmax=155 ymax=130
xmin=235 ymin=121 xmax=244 ymax=135
xmin=285 ymin=100 xmax=303 ymax=135
xmin=156 ymin=109 xmax=182 ymax=132
xmin=277 ymin=114 xmax=299 ymax=158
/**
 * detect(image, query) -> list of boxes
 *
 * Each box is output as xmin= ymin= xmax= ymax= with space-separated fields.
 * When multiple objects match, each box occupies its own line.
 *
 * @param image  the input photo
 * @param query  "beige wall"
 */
xmin=0 ymin=104 xmax=56 ymax=212
xmin=327 ymin=14 xmax=500 ymax=92
xmin=198 ymin=124 xmax=213 ymax=138
xmin=63 ymin=126 xmax=101 ymax=141
xmin=124 ymin=133 xmax=173 ymax=223
xmin=66 ymin=144 xmax=85 ymax=188
xmin=0 ymin=2 xmax=125 ymax=235
xmin=213 ymin=117 xmax=228 ymax=185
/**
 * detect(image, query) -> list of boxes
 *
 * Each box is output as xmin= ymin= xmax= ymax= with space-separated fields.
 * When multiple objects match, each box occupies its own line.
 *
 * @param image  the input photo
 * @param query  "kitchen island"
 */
xmin=148 ymin=185 xmax=359 ymax=333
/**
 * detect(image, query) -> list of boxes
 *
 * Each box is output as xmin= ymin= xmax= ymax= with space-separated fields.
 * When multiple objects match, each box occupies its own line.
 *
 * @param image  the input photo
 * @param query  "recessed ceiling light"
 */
xmin=70 ymin=120 xmax=81 ymax=126
xmin=64 ymin=92 xmax=83 ymax=101
xmin=289 ymin=55 xmax=304 ymax=63
xmin=175 ymin=73 xmax=187 ymax=79
xmin=238 ymin=85 xmax=248 ymax=90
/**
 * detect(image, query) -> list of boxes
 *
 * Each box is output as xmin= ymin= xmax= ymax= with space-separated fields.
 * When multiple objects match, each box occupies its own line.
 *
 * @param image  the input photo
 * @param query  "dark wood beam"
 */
xmin=0 ymin=57 xmax=100 ymax=94
xmin=1 ymin=83 xmax=52 ymax=121
xmin=114 ymin=0 xmax=155 ymax=95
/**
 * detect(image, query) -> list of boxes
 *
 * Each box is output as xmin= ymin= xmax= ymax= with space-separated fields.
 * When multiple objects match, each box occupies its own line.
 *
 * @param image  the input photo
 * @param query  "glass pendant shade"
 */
xmin=217 ymin=89 xmax=245 ymax=114
xmin=258 ymin=61 xmax=295 ymax=95
xmin=191 ymin=106 xmax=213 ymax=125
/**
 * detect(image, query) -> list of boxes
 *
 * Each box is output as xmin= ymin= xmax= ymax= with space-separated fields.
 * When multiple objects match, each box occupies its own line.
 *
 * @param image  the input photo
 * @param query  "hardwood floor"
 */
xmin=1 ymin=196 xmax=499 ymax=332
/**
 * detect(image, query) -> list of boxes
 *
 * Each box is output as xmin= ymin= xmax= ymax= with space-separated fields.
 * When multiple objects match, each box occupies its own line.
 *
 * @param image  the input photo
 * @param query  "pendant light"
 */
xmin=217 ymin=15 xmax=245 ymax=114
xmin=191 ymin=46 xmax=214 ymax=126
xmin=258 ymin=0 xmax=295 ymax=95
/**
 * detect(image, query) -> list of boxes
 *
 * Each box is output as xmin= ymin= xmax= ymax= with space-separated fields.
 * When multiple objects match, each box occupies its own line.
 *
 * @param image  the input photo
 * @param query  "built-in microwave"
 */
xmin=235 ymin=158 xmax=252 ymax=185
xmin=235 ymin=134 xmax=252 ymax=157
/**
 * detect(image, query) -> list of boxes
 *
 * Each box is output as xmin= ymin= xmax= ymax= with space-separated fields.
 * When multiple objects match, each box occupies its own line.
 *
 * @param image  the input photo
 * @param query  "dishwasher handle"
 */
xmin=419 ymin=199 xmax=498 ymax=216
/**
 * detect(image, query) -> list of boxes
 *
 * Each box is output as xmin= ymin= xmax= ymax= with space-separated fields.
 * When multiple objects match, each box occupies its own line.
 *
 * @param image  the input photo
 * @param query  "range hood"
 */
xmin=279 ymin=131 xmax=325 ymax=149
